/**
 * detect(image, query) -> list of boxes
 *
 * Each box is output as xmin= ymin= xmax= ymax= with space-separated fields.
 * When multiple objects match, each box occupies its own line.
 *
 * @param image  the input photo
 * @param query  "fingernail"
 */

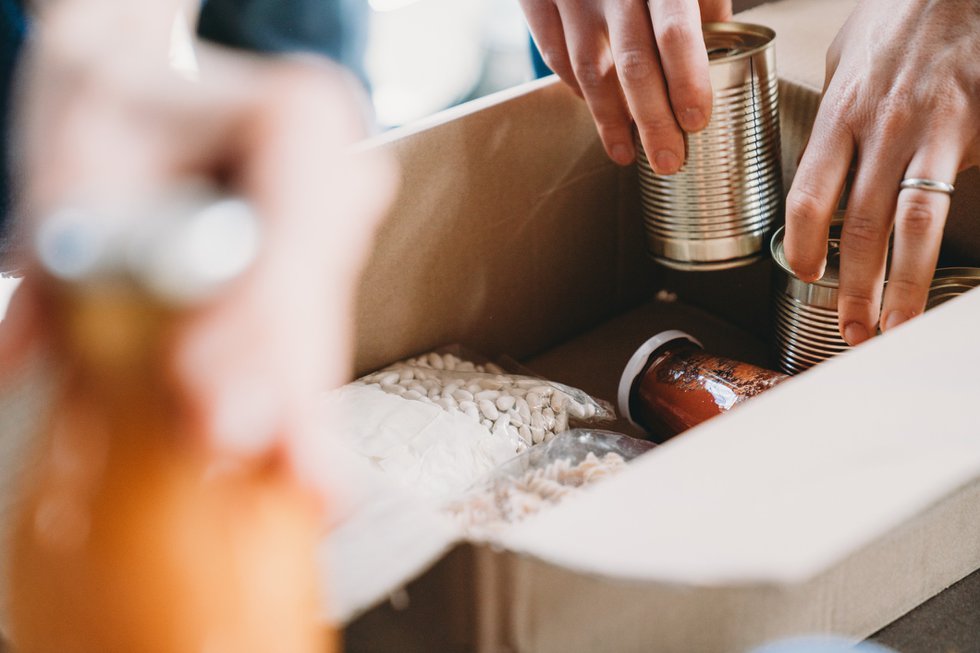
xmin=794 ymin=265 xmax=825 ymax=284
xmin=654 ymin=150 xmax=681 ymax=175
xmin=791 ymin=253 xmax=827 ymax=283
xmin=808 ymin=263 xmax=827 ymax=283
xmin=610 ymin=143 xmax=634 ymax=166
xmin=882 ymin=310 xmax=909 ymax=332
xmin=843 ymin=322 xmax=870 ymax=346
xmin=680 ymin=107 xmax=707 ymax=132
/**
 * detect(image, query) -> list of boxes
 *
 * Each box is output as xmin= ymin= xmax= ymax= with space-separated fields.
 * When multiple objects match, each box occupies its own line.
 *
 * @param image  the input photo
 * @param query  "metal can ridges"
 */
xmin=771 ymin=220 xmax=980 ymax=373
xmin=925 ymin=268 xmax=980 ymax=310
xmin=635 ymin=21 xmax=782 ymax=271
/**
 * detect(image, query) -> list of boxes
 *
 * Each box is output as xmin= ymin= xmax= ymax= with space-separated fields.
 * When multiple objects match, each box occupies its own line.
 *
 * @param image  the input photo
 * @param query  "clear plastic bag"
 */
xmin=446 ymin=429 xmax=654 ymax=538
xmin=356 ymin=345 xmax=615 ymax=453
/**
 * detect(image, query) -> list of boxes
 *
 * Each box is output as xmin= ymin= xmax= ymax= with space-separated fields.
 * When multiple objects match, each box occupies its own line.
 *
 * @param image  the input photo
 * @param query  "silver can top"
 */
xmin=703 ymin=22 xmax=776 ymax=62
xmin=771 ymin=218 xmax=845 ymax=288
xmin=773 ymin=222 xmax=980 ymax=306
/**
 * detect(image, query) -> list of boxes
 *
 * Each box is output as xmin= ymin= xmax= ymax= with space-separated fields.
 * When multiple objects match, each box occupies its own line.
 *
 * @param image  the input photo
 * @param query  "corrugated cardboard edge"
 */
xmin=506 ymin=475 xmax=980 ymax=653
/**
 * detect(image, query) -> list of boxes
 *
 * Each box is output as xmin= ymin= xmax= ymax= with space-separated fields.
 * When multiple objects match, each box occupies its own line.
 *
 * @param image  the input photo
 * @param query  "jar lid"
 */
xmin=770 ymin=215 xmax=845 ymax=288
xmin=618 ymin=330 xmax=703 ymax=430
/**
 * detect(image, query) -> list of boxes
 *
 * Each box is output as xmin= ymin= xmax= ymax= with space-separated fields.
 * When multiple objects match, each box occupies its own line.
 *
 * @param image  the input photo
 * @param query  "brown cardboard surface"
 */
xmin=507 ymin=475 xmax=980 ymax=653
xmin=353 ymin=79 xmax=654 ymax=377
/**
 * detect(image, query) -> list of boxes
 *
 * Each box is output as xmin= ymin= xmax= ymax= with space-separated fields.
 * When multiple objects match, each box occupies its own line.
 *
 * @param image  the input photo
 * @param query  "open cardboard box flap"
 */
xmin=503 ymin=292 xmax=980 ymax=585
xmin=327 ymin=0 xmax=980 ymax=647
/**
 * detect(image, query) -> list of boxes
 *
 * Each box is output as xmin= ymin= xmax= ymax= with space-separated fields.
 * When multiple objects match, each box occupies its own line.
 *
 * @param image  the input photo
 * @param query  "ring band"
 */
xmin=900 ymin=178 xmax=955 ymax=195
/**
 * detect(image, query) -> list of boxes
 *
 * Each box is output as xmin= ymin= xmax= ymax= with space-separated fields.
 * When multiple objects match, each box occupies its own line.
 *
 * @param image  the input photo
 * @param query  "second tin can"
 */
xmin=771 ymin=221 xmax=980 ymax=374
xmin=635 ymin=22 xmax=782 ymax=271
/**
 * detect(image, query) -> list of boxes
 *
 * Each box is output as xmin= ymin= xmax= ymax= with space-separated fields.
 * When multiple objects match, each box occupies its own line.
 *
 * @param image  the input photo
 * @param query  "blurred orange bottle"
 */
xmin=6 ymin=194 xmax=335 ymax=653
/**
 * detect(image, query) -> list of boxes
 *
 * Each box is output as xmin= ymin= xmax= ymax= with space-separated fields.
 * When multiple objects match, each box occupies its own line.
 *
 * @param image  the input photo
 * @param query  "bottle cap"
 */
xmin=617 ymin=330 xmax=702 ymax=430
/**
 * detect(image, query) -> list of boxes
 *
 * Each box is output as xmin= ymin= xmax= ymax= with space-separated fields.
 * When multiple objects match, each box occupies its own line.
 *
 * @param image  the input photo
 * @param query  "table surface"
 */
xmin=869 ymin=567 xmax=980 ymax=652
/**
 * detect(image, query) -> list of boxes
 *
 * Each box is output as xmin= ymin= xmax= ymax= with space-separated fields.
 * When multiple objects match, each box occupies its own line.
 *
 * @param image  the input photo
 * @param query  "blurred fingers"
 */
xmin=172 ymin=58 xmax=396 ymax=459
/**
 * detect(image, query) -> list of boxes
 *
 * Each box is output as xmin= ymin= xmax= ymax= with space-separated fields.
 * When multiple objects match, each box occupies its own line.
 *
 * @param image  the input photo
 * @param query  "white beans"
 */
xmin=359 ymin=350 xmax=604 ymax=451
xmin=495 ymin=395 xmax=515 ymax=412
xmin=478 ymin=400 xmax=500 ymax=421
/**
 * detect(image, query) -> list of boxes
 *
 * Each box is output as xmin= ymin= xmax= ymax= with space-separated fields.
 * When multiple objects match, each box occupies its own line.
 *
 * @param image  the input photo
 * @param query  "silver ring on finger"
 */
xmin=899 ymin=178 xmax=955 ymax=195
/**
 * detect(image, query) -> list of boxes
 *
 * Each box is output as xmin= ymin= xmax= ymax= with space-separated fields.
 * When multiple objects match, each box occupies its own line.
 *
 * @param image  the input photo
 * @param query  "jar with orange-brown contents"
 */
xmin=618 ymin=330 xmax=787 ymax=442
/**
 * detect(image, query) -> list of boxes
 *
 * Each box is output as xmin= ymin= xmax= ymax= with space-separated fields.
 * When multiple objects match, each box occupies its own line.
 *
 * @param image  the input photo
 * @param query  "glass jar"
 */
xmin=618 ymin=330 xmax=788 ymax=441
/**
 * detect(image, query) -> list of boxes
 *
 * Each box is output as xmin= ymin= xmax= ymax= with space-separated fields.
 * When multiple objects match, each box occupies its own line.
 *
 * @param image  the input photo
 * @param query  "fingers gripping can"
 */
xmin=771 ymin=218 xmax=980 ymax=374
xmin=771 ymin=220 xmax=849 ymax=375
xmin=635 ymin=22 xmax=782 ymax=271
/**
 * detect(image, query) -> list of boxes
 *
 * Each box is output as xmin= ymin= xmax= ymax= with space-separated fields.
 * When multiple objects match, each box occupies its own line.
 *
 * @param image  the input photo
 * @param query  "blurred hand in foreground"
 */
xmin=518 ymin=0 xmax=732 ymax=172
xmin=782 ymin=0 xmax=980 ymax=345
xmin=0 ymin=0 xmax=397 ymax=490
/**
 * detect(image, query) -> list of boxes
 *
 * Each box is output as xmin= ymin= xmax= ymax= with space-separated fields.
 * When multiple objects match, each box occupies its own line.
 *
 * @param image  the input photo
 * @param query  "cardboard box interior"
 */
xmin=337 ymin=0 xmax=980 ymax=651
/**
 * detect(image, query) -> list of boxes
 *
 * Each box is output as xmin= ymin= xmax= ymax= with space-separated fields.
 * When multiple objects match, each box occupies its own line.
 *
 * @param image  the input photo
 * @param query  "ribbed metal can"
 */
xmin=925 ymin=268 xmax=980 ymax=310
xmin=635 ymin=22 xmax=782 ymax=271
xmin=771 ymin=221 xmax=980 ymax=374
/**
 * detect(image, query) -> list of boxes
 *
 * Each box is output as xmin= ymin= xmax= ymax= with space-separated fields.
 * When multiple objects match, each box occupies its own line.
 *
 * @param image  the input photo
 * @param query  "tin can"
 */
xmin=635 ymin=22 xmax=782 ymax=271
xmin=926 ymin=267 xmax=980 ymax=310
xmin=618 ymin=330 xmax=787 ymax=441
xmin=771 ymin=221 xmax=980 ymax=374
xmin=771 ymin=219 xmax=846 ymax=375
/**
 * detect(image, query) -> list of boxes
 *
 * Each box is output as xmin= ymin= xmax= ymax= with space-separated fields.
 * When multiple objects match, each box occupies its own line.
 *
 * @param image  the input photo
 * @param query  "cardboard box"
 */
xmin=1 ymin=0 xmax=978 ymax=651
xmin=330 ymin=0 xmax=980 ymax=651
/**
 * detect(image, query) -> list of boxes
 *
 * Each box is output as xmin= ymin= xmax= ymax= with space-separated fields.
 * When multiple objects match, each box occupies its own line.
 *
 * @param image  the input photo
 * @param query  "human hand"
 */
xmin=782 ymin=0 xmax=980 ymax=345
xmin=518 ymin=0 xmax=732 ymax=172
xmin=0 ymin=2 xmax=396 ymax=489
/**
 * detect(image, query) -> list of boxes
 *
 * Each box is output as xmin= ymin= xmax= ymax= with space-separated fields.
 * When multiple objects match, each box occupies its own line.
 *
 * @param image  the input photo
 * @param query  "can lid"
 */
xmin=927 ymin=267 xmax=980 ymax=310
xmin=702 ymin=22 xmax=775 ymax=62
xmin=770 ymin=218 xmax=845 ymax=288
xmin=617 ymin=330 xmax=703 ymax=430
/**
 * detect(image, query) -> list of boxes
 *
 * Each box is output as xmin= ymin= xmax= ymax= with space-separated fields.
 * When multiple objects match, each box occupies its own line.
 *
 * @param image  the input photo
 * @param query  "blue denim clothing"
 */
xmin=529 ymin=35 xmax=553 ymax=79
xmin=198 ymin=0 xmax=369 ymax=86
xmin=0 ymin=0 xmax=369 ymax=252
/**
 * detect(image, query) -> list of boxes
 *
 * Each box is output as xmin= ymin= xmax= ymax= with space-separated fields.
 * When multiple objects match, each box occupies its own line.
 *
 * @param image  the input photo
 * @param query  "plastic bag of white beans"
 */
xmin=356 ymin=345 xmax=615 ymax=452
xmin=446 ymin=429 xmax=654 ymax=538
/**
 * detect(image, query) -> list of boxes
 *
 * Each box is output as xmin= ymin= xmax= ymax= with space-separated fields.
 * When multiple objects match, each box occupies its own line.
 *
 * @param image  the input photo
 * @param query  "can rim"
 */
xmin=770 ymin=218 xmax=845 ymax=289
xmin=702 ymin=22 xmax=776 ymax=64
xmin=617 ymin=330 xmax=703 ymax=430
